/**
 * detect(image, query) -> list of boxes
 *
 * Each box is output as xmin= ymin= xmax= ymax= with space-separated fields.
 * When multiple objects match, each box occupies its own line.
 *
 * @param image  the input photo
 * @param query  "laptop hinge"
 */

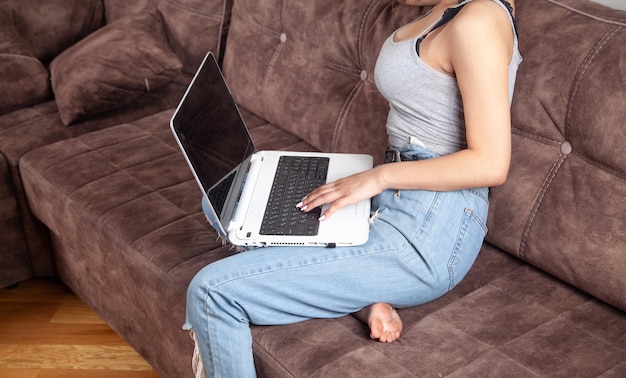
xmin=228 ymin=154 xmax=263 ymax=233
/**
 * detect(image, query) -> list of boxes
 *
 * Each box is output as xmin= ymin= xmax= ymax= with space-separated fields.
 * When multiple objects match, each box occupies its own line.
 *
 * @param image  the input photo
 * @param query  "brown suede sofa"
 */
xmin=1 ymin=0 xmax=625 ymax=376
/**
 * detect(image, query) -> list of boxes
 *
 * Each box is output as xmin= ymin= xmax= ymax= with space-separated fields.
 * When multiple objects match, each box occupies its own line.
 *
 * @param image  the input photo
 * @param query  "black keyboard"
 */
xmin=260 ymin=156 xmax=329 ymax=236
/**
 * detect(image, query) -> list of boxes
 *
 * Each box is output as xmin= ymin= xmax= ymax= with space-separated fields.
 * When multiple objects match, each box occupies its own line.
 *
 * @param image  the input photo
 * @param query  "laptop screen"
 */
xmin=171 ymin=53 xmax=255 ymax=216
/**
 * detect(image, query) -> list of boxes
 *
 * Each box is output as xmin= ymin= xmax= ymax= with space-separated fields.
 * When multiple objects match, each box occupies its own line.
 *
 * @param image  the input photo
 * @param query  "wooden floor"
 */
xmin=0 ymin=278 xmax=161 ymax=377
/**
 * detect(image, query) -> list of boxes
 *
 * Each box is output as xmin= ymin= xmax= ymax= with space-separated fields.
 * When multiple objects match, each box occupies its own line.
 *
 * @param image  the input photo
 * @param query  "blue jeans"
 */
xmin=184 ymin=145 xmax=489 ymax=377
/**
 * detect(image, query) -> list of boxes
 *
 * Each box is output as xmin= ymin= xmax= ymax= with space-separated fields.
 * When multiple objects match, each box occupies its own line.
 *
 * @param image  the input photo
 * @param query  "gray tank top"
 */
xmin=374 ymin=0 xmax=523 ymax=155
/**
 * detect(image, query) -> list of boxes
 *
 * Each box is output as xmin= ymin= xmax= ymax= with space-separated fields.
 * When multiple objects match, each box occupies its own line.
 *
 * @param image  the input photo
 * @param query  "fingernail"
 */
xmin=296 ymin=202 xmax=303 ymax=208
xmin=301 ymin=205 xmax=308 ymax=211
xmin=318 ymin=215 xmax=326 ymax=221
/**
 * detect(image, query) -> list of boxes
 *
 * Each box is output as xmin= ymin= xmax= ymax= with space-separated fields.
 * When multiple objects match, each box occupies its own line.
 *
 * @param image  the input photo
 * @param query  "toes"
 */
xmin=369 ymin=323 xmax=384 ymax=340
xmin=378 ymin=331 xmax=399 ymax=343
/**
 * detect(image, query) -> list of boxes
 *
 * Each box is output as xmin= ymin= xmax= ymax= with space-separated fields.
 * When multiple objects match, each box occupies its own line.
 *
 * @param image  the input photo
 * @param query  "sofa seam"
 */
xmin=356 ymin=0 xmax=379 ymax=68
xmin=86 ymin=149 xmax=182 ymax=203
xmin=231 ymin=11 xmax=282 ymax=40
xmin=22 ymin=162 xmax=172 ymax=274
xmin=512 ymin=127 xmax=626 ymax=181
xmin=328 ymin=0 xmax=379 ymax=150
xmin=326 ymin=340 xmax=417 ymax=376
xmin=129 ymin=211 xmax=190 ymax=245
xmin=42 ymin=139 xmax=189 ymax=264
xmin=232 ymin=12 xmax=363 ymax=77
xmin=162 ymin=0 xmax=225 ymax=22
xmin=495 ymin=322 xmax=557 ymax=377
xmin=486 ymin=279 xmax=563 ymax=318
xmin=83 ymin=181 xmax=196 ymax=273
xmin=564 ymin=25 xmax=626 ymax=179
xmin=0 ymin=53 xmax=43 ymax=63
xmin=331 ymin=80 xmax=365 ymax=151
xmin=399 ymin=315 xmax=493 ymax=375
xmin=518 ymin=153 xmax=568 ymax=259
xmin=555 ymin=308 xmax=626 ymax=353
xmin=573 ymin=151 xmax=626 ymax=181
xmin=251 ymin=338 xmax=296 ymax=377
xmin=563 ymin=25 xmax=626 ymax=180
xmin=62 ymin=148 xmax=178 ymax=198
xmin=215 ymin=0 xmax=231 ymax=61
xmin=333 ymin=318 xmax=420 ymax=377
xmin=261 ymin=37 xmax=286 ymax=92
xmin=545 ymin=0 xmax=626 ymax=26
xmin=511 ymin=127 xmax=561 ymax=147
xmin=565 ymin=25 xmax=620 ymax=140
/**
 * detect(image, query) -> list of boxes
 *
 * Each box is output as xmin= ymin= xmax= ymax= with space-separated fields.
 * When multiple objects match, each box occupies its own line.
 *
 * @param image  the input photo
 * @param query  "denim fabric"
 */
xmin=185 ymin=144 xmax=489 ymax=377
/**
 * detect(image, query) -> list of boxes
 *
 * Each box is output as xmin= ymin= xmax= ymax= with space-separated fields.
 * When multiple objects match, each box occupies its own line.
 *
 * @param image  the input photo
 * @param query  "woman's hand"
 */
xmin=296 ymin=167 xmax=385 ymax=221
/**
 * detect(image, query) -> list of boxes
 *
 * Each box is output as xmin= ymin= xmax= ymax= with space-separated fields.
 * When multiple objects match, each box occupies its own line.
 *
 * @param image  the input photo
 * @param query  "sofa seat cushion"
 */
xmin=0 ymin=79 xmax=187 ymax=278
xmin=21 ymin=113 xmax=219 ymax=272
xmin=0 ymin=8 xmax=51 ymax=113
xmin=486 ymin=0 xmax=626 ymax=311
xmin=252 ymin=245 xmax=626 ymax=377
xmin=17 ymin=105 xmax=316 ymax=376
xmin=0 ymin=83 xmax=188 ymax=168
xmin=19 ymin=106 xmax=315 ymax=273
xmin=50 ymin=9 xmax=183 ymax=125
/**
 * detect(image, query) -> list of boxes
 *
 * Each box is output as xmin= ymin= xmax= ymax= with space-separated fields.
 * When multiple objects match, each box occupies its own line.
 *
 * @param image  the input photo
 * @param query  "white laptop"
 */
xmin=171 ymin=52 xmax=373 ymax=247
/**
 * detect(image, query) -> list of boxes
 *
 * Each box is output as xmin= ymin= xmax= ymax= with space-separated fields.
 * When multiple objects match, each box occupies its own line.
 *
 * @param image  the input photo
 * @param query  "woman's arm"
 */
xmin=300 ymin=1 xmax=515 ymax=220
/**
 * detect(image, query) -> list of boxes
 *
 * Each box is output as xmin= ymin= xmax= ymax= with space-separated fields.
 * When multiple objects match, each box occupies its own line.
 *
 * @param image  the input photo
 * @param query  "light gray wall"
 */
xmin=589 ymin=0 xmax=626 ymax=11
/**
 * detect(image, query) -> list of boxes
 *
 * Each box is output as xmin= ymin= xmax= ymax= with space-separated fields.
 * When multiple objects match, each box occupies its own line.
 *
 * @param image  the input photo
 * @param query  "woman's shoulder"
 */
xmin=455 ymin=0 xmax=514 ymax=27
xmin=446 ymin=0 xmax=516 ymax=70
xmin=448 ymin=0 xmax=515 ymax=43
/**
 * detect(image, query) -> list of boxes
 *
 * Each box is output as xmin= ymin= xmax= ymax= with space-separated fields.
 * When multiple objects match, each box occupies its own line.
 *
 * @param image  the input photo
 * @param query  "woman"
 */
xmin=185 ymin=0 xmax=522 ymax=376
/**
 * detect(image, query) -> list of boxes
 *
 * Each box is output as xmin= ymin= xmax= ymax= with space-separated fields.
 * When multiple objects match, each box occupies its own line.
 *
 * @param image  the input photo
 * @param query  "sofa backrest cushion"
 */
xmin=50 ymin=9 xmax=182 ymax=126
xmin=0 ymin=8 xmax=51 ymax=113
xmin=158 ymin=0 xmax=234 ymax=74
xmin=5 ymin=0 xmax=104 ymax=63
xmin=221 ymin=0 xmax=424 ymax=161
xmin=487 ymin=0 xmax=626 ymax=311
xmin=104 ymin=0 xmax=154 ymax=23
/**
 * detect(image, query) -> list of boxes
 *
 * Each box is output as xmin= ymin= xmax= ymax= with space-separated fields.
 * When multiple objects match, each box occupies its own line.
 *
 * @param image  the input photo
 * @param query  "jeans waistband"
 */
xmin=384 ymin=144 xmax=441 ymax=163
xmin=383 ymin=144 xmax=489 ymax=200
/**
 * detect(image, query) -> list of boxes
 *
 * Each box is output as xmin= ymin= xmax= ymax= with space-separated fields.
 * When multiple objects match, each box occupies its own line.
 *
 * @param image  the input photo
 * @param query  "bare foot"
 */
xmin=354 ymin=303 xmax=403 ymax=343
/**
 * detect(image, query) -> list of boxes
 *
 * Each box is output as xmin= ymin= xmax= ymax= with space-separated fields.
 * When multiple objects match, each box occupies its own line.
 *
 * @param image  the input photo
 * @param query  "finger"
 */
xmin=296 ymin=185 xmax=330 ymax=208
xmin=306 ymin=182 xmax=339 ymax=201
xmin=299 ymin=188 xmax=342 ymax=213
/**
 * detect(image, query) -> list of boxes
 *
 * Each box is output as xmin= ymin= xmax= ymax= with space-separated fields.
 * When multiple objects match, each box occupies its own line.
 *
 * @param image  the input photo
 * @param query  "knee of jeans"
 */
xmin=187 ymin=271 xmax=203 ymax=297
xmin=187 ymin=265 xmax=224 ymax=308
xmin=187 ymin=266 xmax=239 ymax=311
xmin=186 ymin=274 xmax=208 ymax=318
